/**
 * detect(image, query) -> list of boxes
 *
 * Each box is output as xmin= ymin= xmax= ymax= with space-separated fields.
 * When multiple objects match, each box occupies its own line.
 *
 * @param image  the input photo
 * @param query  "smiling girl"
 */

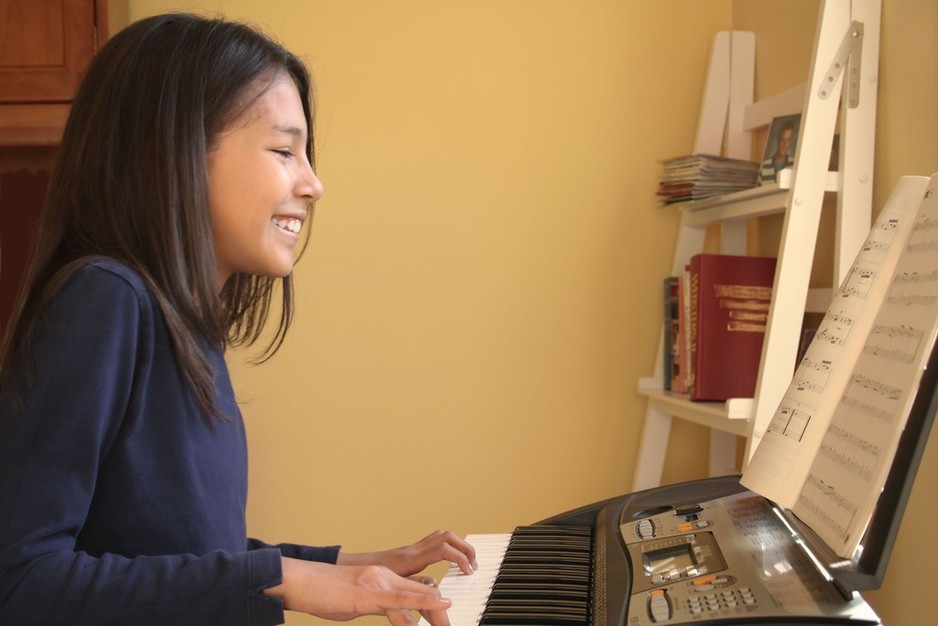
xmin=0 ymin=13 xmax=473 ymax=626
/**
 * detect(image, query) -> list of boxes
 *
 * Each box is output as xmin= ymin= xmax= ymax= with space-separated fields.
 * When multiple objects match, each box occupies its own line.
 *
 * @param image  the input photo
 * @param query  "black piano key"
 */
xmin=486 ymin=599 xmax=588 ymax=610
xmin=497 ymin=561 xmax=589 ymax=568
xmin=509 ymin=535 xmax=591 ymax=543
xmin=489 ymin=589 xmax=588 ymax=602
xmin=506 ymin=541 xmax=589 ymax=550
xmin=479 ymin=613 xmax=589 ymax=626
xmin=485 ymin=603 xmax=589 ymax=620
xmin=498 ymin=557 xmax=591 ymax=569
xmin=484 ymin=609 xmax=589 ymax=620
xmin=484 ymin=609 xmax=588 ymax=621
xmin=512 ymin=526 xmax=584 ymax=532
xmin=493 ymin=574 xmax=590 ymax=586
xmin=481 ymin=525 xmax=593 ymax=626
xmin=510 ymin=533 xmax=591 ymax=541
xmin=495 ymin=569 xmax=589 ymax=578
xmin=496 ymin=567 xmax=589 ymax=575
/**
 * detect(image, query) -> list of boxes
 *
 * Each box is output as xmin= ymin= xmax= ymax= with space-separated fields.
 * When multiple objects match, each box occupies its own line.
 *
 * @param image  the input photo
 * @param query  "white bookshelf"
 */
xmin=633 ymin=0 xmax=881 ymax=490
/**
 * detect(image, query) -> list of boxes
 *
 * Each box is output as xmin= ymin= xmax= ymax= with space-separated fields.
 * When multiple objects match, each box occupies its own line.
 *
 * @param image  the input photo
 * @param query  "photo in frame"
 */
xmin=760 ymin=113 xmax=801 ymax=183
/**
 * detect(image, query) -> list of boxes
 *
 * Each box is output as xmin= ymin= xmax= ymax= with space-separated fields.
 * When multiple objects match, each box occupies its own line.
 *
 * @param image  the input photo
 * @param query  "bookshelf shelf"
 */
xmin=680 ymin=170 xmax=840 ymax=225
xmin=637 ymin=381 xmax=752 ymax=432
xmin=633 ymin=0 xmax=881 ymax=490
xmin=680 ymin=183 xmax=789 ymax=225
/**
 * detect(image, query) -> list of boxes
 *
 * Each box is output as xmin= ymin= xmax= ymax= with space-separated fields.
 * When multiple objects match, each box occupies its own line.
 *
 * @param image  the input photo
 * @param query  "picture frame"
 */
xmin=760 ymin=113 xmax=801 ymax=183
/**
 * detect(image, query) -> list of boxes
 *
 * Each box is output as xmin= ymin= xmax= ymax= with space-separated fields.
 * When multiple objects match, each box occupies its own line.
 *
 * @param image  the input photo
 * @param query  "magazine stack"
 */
xmin=657 ymin=153 xmax=760 ymax=205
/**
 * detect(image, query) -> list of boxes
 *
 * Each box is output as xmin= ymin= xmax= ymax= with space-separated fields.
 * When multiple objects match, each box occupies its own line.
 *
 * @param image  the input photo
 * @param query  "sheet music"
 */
xmin=741 ymin=176 xmax=931 ymax=508
xmin=747 ymin=175 xmax=938 ymax=558
xmin=794 ymin=182 xmax=938 ymax=556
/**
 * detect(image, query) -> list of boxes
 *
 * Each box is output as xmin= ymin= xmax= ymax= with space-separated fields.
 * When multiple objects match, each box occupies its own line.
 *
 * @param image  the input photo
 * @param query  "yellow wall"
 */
xmin=114 ymin=1 xmax=937 ymax=624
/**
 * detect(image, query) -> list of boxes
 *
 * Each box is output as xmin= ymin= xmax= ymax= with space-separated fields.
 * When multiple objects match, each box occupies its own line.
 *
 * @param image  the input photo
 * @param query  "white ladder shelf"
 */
xmin=633 ymin=0 xmax=881 ymax=491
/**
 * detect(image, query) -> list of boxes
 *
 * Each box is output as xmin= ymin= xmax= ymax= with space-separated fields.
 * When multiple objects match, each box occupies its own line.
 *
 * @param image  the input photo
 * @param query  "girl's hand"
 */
xmin=265 ymin=558 xmax=453 ymax=625
xmin=338 ymin=529 xmax=478 ymax=577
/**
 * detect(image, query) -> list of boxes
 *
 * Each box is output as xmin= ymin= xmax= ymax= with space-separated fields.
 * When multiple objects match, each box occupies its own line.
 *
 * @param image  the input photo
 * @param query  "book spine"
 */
xmin=663 ymin=277 xmax=680 ymax=391
xmin=674 ymin=267 xmax=691 ymax=394
xmin=688 ymin=262 xmax=700 ymax=398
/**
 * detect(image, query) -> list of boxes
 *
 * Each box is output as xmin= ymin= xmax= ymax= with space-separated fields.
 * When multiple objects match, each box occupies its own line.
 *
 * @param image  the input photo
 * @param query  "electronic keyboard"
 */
xmin=424 ymin=476 xmax=882 ymax=625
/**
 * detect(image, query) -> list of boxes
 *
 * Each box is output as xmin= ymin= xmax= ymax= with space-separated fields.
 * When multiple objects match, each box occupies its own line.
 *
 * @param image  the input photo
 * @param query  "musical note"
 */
xmin=892 ymin=269 xmax=938 ymax=284
xmin=792 ymin=377 xmax=822 ymax=393
xmin=840 ymin=372 xmax=903 ymax=423
xmin=887 ymin=294 xmax=938 ymax=306
xmin=792 ymin=357 xmax=833 ymax=395
xmin=861 ymin=218 xmax=900 ymax=253
xmin=862 ymin=324 xmax=923 ymax=364
xmin=801 ymin=357 xmax=833 ymax=374
xmin=838 ymin=266 xmax=876 ymax=299
xmin=906 ymin=215 xmax=938 ymax=251
xmin=823 ymin=310 xmax=855 ymax=327
xmin=885 ymin=269 xmax=938 ymax=307
xmin=814 ymin=327 xmax=846 ymax=347
xmin=819 ymin=424 xmax=881 ymax=480
xmin=798 ymin=475 xmax=858 ymax=543
xmin=767 ymin=398 xmax=814 ymax=441
xmin=875 ymin=218 xmax=900 ymax=232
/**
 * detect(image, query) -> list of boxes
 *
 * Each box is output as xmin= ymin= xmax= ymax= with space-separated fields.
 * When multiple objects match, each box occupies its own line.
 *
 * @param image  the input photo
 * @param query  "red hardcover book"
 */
xmin=689 ymin=253 xmax=777 ymax=401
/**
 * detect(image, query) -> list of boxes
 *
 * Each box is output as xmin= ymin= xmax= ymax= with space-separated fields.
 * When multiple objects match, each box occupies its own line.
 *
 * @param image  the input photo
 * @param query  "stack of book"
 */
xmin=664 ymin=253 xmax=777 ymax=401
xmin=657 ymin=153 xmax=760 ymax=205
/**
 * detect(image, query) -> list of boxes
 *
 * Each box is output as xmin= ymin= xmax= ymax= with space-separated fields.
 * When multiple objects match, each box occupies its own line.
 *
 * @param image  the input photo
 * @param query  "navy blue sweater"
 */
xmin=0 ymin=259 xmax=339 ymax=624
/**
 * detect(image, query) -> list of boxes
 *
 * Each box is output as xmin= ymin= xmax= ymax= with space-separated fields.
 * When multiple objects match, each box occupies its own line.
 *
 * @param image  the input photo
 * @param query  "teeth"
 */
xmin=272 ymin=217 xmax=302 ymax=234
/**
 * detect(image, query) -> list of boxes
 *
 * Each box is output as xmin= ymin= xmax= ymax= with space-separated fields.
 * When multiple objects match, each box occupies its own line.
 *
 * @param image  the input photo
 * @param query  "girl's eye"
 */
xmin=273 ymin=149 xmax=293 ymax=159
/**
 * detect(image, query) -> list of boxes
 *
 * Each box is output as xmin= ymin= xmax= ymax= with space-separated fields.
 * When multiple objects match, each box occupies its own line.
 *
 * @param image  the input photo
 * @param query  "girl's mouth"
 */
xmin=272 ymin=217 xmax=302 ymax=234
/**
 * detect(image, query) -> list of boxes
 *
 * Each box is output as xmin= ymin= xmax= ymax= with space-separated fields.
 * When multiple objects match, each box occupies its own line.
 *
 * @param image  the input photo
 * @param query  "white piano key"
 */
xmin=419 ymin=533 xmax=511 ymax=626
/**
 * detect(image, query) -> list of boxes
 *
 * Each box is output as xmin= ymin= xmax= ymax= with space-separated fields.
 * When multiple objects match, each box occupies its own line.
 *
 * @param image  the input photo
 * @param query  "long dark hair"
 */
xmin=0 ymin=13 xmax=315 ymax=418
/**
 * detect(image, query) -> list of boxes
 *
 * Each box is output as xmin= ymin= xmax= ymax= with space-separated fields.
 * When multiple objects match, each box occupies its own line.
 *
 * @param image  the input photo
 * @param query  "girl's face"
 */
xmin=207 ymin=73 xmax=323 ymax=287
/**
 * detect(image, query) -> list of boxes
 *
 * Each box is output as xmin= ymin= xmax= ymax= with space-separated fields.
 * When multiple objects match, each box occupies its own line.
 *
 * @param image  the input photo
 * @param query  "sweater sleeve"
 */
xmin=0 ymin=265 xmax=285 ymax=625
xmin=248 ymin=538 xmax=341 ymax=564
